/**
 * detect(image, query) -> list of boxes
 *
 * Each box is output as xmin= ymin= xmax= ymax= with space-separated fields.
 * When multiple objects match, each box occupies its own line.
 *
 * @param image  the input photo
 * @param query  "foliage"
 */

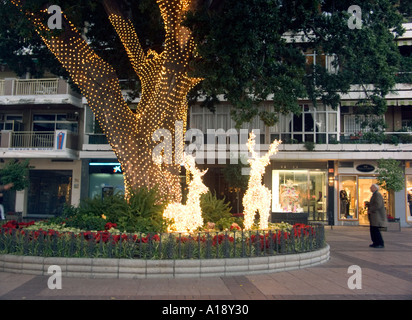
xmin=200 ymin=191 xmax=241 ymax=230
xmin=376 ymin=158 xmax=405 ymax=192
xmin=0 ymin=159 xmax=30 ymax=191
xmin=222 ymin=162 xmax=248 ymax=192
xmin=1 ymin=0 xmax=410 ymax=128
xmin=49 ymin=187 xmax=168 ymax=234
xmin=0 ymin=220 xmax=325 ymax=259
xmin=117 ymin=187 xmax=168 ymax=233
xmin=303 ymin=141 xmax=315 ymax=151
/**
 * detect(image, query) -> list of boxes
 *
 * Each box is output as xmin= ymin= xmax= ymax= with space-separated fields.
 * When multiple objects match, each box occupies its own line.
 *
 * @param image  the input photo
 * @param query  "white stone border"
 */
xmin=0 ymin=245 xmax=329 ymax=278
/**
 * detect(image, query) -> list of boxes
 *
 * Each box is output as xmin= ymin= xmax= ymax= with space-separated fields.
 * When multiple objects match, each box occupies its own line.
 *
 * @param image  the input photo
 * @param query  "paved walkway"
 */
xmin=1 ymin=226 xmax=411 ymax=300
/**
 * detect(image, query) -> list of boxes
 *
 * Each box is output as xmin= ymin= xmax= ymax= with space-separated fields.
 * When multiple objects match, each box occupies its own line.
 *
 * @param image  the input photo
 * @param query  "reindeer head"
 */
xmin=247 ymin=131 xmax=281 ymax=176
xmin=184 ymin=154 xmax=209 ymax=195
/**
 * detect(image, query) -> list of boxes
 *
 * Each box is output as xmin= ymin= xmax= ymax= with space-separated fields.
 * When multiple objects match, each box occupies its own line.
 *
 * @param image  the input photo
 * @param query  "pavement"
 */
xmin=1 ymin=226 xmax=412 ymax=301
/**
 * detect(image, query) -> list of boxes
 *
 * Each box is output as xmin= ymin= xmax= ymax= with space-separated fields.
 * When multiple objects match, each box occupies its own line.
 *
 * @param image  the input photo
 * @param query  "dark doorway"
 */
xmin=27 ymin=170 xmax=72 ymax=216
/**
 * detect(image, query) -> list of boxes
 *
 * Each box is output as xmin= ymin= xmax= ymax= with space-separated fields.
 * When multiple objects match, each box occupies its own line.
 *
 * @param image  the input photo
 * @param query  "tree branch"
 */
xmin=103 ymin=0 xmax=146 ymax=77
xmin=9 ymin=0 xmax=137 ymax=140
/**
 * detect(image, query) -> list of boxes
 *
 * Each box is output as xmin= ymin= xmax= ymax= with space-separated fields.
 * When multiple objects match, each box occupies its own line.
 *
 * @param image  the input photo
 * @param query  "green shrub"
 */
xmin=200 ymin=192 xmax=241 ymax=230
xmin=0 ymin=159 xmax=30 ymax=191
xmin=56 ymin=187 xmax=168 ymax=233
xmin=117 ymin=187 xmax=167 ymax=233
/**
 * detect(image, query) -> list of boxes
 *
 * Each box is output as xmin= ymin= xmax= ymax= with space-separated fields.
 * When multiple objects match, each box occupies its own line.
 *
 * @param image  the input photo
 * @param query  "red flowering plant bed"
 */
xmin=0 ymin=219 xmax=325 ymax=260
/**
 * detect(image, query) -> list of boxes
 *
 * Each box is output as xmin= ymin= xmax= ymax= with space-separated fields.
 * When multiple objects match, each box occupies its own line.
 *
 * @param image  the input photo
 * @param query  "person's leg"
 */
xmin=375 ymin=227 xmax=384 ymax=247
xmin=370 ymin=226 xmax=384 ymax=247
xmin=369 ymin=225 xmax=377 ymax=246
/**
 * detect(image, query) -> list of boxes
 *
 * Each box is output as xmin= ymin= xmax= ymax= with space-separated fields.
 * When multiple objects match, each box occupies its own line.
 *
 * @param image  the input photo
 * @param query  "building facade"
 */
xmin=1 ymin=24 xmax=412 ymax=228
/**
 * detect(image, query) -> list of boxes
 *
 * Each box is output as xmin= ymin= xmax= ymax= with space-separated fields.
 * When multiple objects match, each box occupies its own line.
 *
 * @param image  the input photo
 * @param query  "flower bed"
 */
xmin=0 ymin=220 xmax=325 ymax=260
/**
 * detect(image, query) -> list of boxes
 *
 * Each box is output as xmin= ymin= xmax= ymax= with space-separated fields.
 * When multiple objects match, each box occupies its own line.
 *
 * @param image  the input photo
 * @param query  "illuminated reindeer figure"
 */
xmin=243 ymin=132 xmax=281 ymax=230
xmin=163 ymin=154 xmax=208 ymax=233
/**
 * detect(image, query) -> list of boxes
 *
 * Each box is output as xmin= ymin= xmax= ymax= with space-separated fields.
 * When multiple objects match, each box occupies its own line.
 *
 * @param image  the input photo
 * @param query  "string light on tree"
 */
xmin=10 ymin=0 xmax=202 ymax=202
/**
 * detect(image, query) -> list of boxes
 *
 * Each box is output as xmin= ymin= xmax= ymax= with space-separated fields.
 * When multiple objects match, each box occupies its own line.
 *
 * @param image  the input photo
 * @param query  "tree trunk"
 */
xmin=12 ymin=0 xmax=201 ymax=202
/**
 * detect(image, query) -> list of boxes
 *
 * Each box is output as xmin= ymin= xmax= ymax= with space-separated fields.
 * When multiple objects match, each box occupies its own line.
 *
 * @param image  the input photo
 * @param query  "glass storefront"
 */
xmin=89 ymin=162 xmax=125 ymax=199
xmin=272 ymin=169 xmax=327 ymax=220
xmin=338 ymin=175 xmax=388 ymax=225
xmin=407 ymin=176 xmax=412 ymax=223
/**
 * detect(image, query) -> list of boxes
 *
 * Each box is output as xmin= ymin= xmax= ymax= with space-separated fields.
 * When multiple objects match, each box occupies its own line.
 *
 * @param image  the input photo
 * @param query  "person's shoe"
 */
xmin=373 ymin=245 xmax=384 ymax=248
xmin=369 ymin=244 xmax=376 ymax=247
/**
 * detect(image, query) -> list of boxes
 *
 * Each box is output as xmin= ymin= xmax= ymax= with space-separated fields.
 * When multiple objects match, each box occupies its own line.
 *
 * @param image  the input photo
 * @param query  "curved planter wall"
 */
xmin=0 ymin=245 xmax=329 ymax=279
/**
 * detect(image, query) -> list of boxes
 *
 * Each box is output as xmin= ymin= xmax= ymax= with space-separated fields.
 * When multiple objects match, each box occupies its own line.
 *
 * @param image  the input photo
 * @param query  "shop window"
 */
xmin=407 ymin=176 xmax=412 ymax=223
xmin=339 ymin=175 xmax=389 ymax=224
xmin=272 ymin=169 xmax=327 ymax=220
xmin=339 ymin=176 xmax=357 ymax=220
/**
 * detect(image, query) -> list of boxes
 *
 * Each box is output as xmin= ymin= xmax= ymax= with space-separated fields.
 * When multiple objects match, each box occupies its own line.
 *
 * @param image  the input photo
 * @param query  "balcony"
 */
xmin=0 ymin=130 xmax=79 ymax=159
xmin=0 ymin=78 xmax=82 ymax=107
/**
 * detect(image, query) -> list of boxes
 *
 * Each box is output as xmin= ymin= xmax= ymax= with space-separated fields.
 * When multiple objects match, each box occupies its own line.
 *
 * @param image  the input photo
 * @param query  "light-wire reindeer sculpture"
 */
xmin=243 ymin=132 xmax=281 ymax=230
xmin=163 ymin=154 xmax=208 ymax=233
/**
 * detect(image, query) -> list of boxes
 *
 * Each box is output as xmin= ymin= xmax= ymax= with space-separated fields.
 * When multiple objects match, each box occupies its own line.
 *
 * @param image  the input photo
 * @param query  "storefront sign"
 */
xmin=356 ymin=164 xmax=375 ymax=172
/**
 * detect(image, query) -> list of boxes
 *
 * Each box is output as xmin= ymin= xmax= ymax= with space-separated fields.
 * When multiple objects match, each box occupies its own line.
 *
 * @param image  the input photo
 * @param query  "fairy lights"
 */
xmin=243 ymin=132 xmax=281 ymax=230
xmin=163 ymin=154 xmax=208 ymax=233
xmin=10 ymin=0 xmax=202 ymax=202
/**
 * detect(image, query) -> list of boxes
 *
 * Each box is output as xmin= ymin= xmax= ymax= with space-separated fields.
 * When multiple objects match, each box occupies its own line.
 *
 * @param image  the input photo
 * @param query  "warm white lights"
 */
xmin=11 ymin=0 xmax=202 ymax=202
xmin=163 ymin=154 xmax=208 ymax=233
xmin=243 ymin=132 xmax=281 ymax=230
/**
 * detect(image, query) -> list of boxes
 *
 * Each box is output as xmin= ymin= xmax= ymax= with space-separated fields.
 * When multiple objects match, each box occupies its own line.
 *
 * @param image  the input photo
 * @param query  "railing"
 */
xmin=277 ymin=131 xmax=412 ymax=145
xmin=0 ymin=224 xmax=326 ymax=260
xmin=11 ymin=131 xmax=55 ymax=148
xmin=14 ymin=78 xmax=59 ymax=95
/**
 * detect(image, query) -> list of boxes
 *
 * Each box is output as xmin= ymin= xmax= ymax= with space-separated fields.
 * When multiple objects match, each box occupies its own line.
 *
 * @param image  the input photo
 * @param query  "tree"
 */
xmin=1 ymin=0 xmax=410 ymax=201
xmin=0 ymin=159 xmax=30 ymax=191
xmin=376 ymin=158 xmax=405 ymax=217
xmin=376 ymin=158 xmax=405 ymax=192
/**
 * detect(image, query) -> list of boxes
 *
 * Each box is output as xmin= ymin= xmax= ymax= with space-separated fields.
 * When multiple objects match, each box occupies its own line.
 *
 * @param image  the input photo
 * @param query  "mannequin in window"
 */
xmin=340 ymin=189 xmax=349 ymax=218
xmin=408 ymin=190 xmax=412 ymax=217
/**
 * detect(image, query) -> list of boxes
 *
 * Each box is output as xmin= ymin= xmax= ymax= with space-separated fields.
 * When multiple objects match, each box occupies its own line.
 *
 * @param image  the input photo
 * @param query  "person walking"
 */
xmin=368 ymin=184 xmax=387 ymax=248
xmin=0 ymin=182 xmax=14 ymax=220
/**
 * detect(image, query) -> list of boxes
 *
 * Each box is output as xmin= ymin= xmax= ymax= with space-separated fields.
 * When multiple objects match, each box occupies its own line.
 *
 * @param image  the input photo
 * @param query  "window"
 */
xmin=338 ymin=175 xmax=389 ymax=224
xmin=33 ymin=114 xmax=78 ymax=133
xmin=272 ymin=169 xmax=327 ymax=220
xmin=269 ymin=104 xmax=338 ymax=143
xmin=339 ymin=176 xmax=357 ymax=220
xmin=0 ymin=115 xmax=23 ymax=131
xmin=343 ymin=114 xmax=384 ymax=136
xmin=305 ymin=50 xmax=338 ymax=74
xmin=189 ymin=105 xmax=265 ymax=144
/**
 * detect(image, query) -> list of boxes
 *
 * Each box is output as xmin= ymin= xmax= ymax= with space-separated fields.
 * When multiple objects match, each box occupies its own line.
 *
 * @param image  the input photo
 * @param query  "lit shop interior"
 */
xmin=338 ymin=176 xmax=388 ymax=225
xmin=272 ymin=169 xmax=327 ymax=221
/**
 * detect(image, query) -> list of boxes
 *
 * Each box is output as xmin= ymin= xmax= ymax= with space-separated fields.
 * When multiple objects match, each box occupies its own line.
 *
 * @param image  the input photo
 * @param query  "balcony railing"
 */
xmin=14 ymin=79 xmax=59 ymax=95
xmin=11 ymin=132 xmax=55 ymax=148
xmin=0 ymin=78 xmax=82 ymax=97
xmin=0 ymin=130 xmax=78 ymax=150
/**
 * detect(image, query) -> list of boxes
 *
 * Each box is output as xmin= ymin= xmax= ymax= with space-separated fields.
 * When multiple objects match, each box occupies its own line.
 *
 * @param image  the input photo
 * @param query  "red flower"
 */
xmin=104 ymin=222 xmax=117 ymax=231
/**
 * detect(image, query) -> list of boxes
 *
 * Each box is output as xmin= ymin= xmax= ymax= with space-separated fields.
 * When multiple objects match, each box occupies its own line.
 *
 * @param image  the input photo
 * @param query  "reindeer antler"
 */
xmin=247 ymin=131 xmax=259 ymax=159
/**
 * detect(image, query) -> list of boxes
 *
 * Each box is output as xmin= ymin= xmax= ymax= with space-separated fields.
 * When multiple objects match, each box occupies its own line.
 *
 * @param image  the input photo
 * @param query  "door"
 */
xmin=357 ymin=177 xmax=388 ymax=225
xmin=27 ymin=170 xmax=72 ymax=216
